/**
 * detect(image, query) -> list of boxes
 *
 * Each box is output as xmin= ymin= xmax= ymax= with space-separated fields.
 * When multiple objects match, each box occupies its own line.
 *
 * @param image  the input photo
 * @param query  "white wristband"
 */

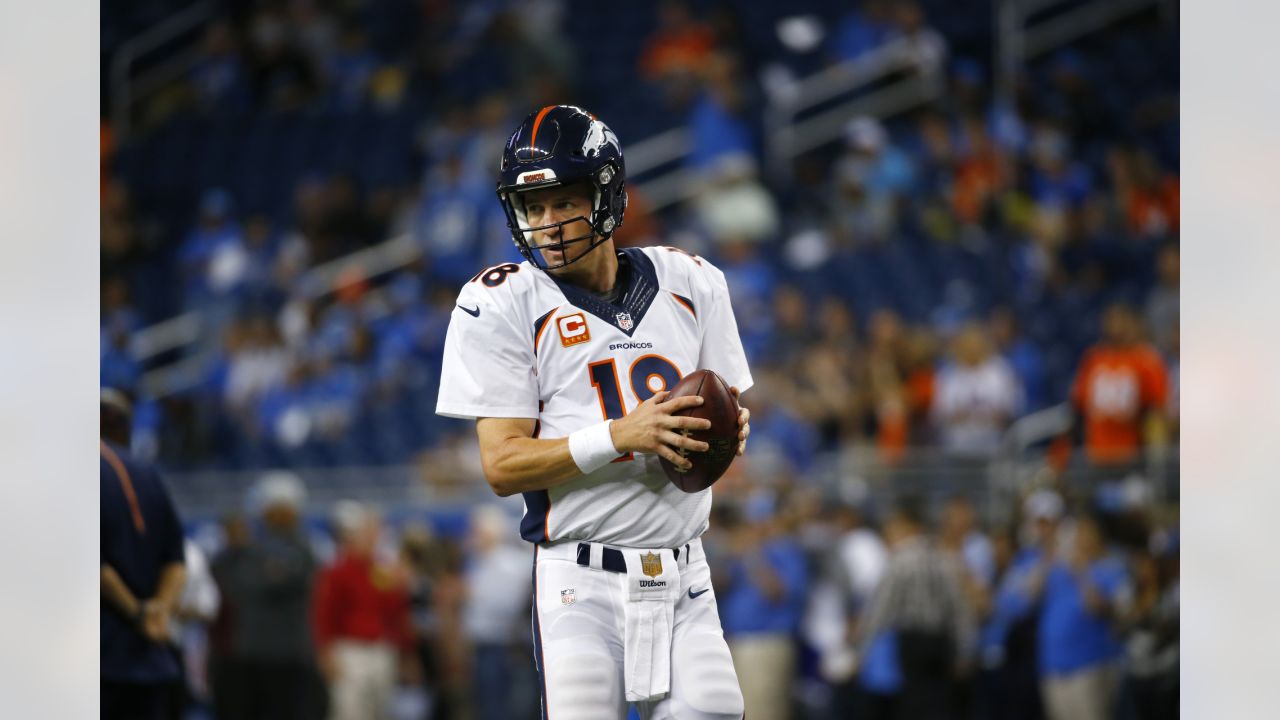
xmin=568 ymin=420 xmax=619 ymax=474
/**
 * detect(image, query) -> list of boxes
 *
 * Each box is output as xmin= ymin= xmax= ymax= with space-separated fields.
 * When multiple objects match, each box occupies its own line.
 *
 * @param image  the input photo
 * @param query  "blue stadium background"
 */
xmin=101 ymin=1 xmax=1179 ymax=718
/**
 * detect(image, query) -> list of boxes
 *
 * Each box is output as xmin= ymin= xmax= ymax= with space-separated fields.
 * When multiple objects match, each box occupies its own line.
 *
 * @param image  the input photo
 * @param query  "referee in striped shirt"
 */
xmin=857 ymin=497 xmax=976 ymax=720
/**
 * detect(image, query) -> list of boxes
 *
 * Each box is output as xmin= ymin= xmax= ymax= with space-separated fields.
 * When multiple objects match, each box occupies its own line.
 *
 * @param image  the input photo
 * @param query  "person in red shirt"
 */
xmin=313 ymin=501 xmax=416 ymax=720
xmin=1071 ymin=303 xmax=1169 ymax=470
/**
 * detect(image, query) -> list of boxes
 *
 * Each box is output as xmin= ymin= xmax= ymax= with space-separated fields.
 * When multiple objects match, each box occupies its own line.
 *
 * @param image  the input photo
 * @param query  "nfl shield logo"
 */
xmin=561 ymin=589 xmax=576 ymax=606
xmin=640 ymin=551 xmax=663 ymax=578
xmin=616 ymin=312 xmax=634 ymax=331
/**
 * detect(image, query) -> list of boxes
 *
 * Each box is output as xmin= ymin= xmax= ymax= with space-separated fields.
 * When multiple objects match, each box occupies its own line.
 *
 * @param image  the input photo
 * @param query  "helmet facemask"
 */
xmin=499 ymin=166 xmax=624 ymax=271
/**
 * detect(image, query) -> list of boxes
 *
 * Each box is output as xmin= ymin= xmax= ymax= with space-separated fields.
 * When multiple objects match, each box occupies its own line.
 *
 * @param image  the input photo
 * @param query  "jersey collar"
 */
xmin=549 ymin=248 xmax=658 ymax=337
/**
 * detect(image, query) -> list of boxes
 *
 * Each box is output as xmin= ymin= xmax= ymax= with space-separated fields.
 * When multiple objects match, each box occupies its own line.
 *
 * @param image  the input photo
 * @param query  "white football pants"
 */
xmin=532 ymin=538 xmax=745 ymax=720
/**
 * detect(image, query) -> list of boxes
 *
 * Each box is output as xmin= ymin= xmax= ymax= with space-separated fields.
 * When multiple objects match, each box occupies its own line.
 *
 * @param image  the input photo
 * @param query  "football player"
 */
xmin=437 ymin=105 xmax=751 ymax=719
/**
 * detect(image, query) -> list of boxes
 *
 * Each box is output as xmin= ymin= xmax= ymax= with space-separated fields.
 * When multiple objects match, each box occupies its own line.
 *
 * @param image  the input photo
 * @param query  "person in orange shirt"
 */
xmin=1071 ymin=303 xmax=1169 ymax=470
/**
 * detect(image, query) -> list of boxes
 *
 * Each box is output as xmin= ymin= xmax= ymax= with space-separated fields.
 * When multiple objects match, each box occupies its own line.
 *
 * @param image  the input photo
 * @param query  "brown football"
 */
xmin=660 ymin=369 xmax=740 ymax=493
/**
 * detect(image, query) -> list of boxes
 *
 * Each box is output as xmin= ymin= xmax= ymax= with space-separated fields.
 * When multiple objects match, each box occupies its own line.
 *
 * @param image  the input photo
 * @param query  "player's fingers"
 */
xmin=648 ymin=390 xmax=670 ymax=405
xmin=661 ymin=395 xmax=704 ymax=413
xmin=729 ymin=385 xmax=740 ymax=398
xmin=661 ymin=430 xmax=709 ymax=453
xmin=738 ymin=421 xmax=751 ymax=441
xmin=655 ymin=443 xmax=692 ymax=469
xmin=670 ymin=415 xmax=713 ymax=432
xmin=739 ymin=406 xmax=750 ymax=424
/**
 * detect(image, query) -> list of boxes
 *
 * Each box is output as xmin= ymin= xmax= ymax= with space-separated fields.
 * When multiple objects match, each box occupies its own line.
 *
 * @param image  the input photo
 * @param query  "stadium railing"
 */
xmin=994 ymin=0 xmax=1168 ymax=104
xmin=164 ymin=440 xmax=1179 ymax=531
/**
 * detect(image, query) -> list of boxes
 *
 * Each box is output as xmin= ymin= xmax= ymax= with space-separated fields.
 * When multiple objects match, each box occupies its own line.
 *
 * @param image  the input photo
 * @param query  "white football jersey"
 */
xmin=436 ymin=246 xmax=753 ymax=548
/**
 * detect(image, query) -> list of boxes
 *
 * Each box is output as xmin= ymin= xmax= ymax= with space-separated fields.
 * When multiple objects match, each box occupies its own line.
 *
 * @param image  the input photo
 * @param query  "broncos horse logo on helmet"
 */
xmin=496 ymin=105 xmax=628 ymax=270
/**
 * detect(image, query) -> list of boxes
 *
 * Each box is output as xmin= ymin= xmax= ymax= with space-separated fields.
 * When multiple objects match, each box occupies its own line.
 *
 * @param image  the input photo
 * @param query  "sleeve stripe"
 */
xmin=533 ymin=306 xmax=558 ymax=355
xmin=670 ymin=292 xmax=696 ymax=318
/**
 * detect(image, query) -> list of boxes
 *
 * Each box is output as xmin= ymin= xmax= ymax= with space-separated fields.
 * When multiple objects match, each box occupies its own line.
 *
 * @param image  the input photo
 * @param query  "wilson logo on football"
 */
xmin=558 ymin=313 xmax=591 ymax=347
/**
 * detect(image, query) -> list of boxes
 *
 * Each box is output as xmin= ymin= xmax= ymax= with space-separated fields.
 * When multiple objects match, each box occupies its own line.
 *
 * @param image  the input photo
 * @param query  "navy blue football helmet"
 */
xmin=496 ymin=105 xmax=627 ymax=270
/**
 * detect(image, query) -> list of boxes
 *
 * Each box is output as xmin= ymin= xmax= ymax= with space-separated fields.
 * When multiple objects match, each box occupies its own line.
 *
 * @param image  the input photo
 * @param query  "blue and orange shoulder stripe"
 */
xmin=533 ymin=307 xmax=558 ymax=354
xmin=670 ymin=292 xmax=696 ymax=318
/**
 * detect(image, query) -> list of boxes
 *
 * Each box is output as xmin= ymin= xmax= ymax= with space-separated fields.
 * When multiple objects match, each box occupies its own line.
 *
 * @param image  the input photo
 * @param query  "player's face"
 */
xmin=521 ymin=184 xmax=597 ymax=269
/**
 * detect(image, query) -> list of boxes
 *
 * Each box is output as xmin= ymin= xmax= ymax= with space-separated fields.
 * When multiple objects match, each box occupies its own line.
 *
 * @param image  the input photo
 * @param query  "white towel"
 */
xmin=622 ymin=547 xmax=681 ymax=702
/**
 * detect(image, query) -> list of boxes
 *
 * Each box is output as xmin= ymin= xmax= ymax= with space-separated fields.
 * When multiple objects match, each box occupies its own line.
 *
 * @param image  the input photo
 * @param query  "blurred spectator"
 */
xmin=315 ymin=173 xmax=383 ymax=262
xmin=403 ymin=153 xmax=488 ymax=286
xmin=1121 ymin=539 xmax=1178 ymax=720
xmin=978 ymin=490 xmax=1066 ymax=720
xmin=931 ymin=323 xmax=1023 ymax=454
xmin=245 ymin=6 xmax=319 ymax=111
xmin=101 ymin=305 xmax=141 ymax=395
xmin=170 ymin=538 xmax=221 ymax=717
xmin=952 ymin=115 xmax=1011 ymax=225
xmin=856 ymin=497 xmax=975 ymax=720
xmin=1114 ymin=149 xmax=1179 ymax=239
xmin=887 ymin=1 xmax=947 ymax=73
xmin=209 ymin=513 xmax=250 ymax=717
xmin=101 ymin=389 xmax=187 ymax=720
xmin=399 ymin=525 xmax=467 ymax=719
xmin=639 ymin=0 xmax=715 ymax=111
xmin=829 ymin=0 xmax=894 ymax=62
xmin=716 ymin=237 xmax=778 ymax=361
xmin=971 ymin=524 xmax=1029 ymax=720
xmin=736 ymin=370 xmax=821 ymax=475
xmin=688 ymin=52 xmax=754 ymax=172
xmin=940 ymin=495 xmax=996 ymax=591
xmin=758 ymin=284 xmax=814 ymax=367
xmin=313 ymin=501 xmax=415 ymax=720
xmin=720 ymin=496 xmax=809 ymax=720
xmin=212 ymin=472 xmax=321 ymax=720
xmin=1070 ymin=303 xmax=1169 ymax=469
xmin=694 ymin=153 xmax=780 ymax=247
xmin=1025 ymin=512 xmax=1133 ymax=720
xmin=938 ymin=496 xmax=994 ymax=717
xmin=989 ymin=306 xmax=1048 ymax=412
xmin=1027 ymin=123 xmax=1093 ymax=212
xmin=179 ymin=189 xmax=244 ymax=309
xmin=823 ymin=502 xmax=889 ymax=716
xmin=863 ymin=309 xmax=910 ymax=460
xmin=324 ymin=25 xmax=378 ymax=110
xmin=223 ymin=315 xmax=290 ymax=417
xmin=901 ymin=328 xmax=940 ymax=443
xmin=191 ymin=20 xmax=249 ymax=110
xmin=830 ymin=116 xmax=914 ymax=245
xmin=1145 ymin=244 xmax=1179 ymax=353
xmin=463 ymin=505 xmax=537 ymax=720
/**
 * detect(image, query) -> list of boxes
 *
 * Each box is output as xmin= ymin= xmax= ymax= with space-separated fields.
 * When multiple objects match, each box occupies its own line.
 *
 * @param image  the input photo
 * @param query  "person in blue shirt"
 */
xmin=100 ymin=388 xmax=187 ymax=720
xmin=1038 ymin=512 xmax=1131 ymax=720
xmin=977 ymin=490 xmax=1064 ymax=720
xmin=1010 ymin=510 xmax=1131 ymax=720
xmin=719 ymin=494 xmax=809 ymax=720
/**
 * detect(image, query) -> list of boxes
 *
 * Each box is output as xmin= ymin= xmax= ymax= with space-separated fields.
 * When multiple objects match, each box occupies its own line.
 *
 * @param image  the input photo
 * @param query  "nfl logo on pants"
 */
xmin=640 ymin=551 xmax=662 ymax=577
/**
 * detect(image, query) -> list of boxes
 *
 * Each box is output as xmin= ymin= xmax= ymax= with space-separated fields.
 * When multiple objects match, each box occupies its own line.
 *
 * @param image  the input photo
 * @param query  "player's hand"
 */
xmin=730 ymin=386 xmax=750 ymax=456
xmin=609 ymin=390 xmax=712 ymax=470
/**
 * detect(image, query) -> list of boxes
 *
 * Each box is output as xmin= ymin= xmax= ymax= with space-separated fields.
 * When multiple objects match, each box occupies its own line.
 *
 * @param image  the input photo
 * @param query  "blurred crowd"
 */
xmin=166 ymin=470 xmax=1176 ymax=720
xmin=102 ymin=0 xmax=1178 ymax=475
